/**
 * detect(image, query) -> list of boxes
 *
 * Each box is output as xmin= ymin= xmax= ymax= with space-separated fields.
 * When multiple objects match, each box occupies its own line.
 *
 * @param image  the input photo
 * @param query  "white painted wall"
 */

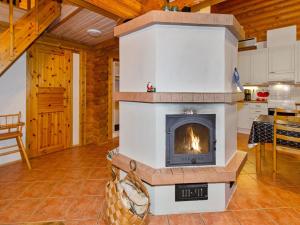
xmin=0 ymin=53 xmax=26 ymax=165
xmin=72 ymin=53 xmax=80 ymax=146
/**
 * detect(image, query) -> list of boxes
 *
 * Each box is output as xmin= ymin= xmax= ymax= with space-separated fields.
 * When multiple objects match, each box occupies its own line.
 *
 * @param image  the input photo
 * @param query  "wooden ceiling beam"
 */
xmin=37 ymin=33 xmax=93 ymax=51
xmin=191 ymin=0 xmax=227 ymax=12
xmin=67 ymin=0 xmax=142 ymax=20
xmin=141 ymin=0 xmax=205 ymax=13
xmin=66 ymin=0 xmax=120 ymax=20
xmin=47 ymin=7 xmax=82 ymax=32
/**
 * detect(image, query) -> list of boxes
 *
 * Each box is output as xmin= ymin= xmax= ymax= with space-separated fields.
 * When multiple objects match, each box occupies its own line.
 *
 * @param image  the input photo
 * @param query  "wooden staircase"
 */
xmin=0 ymin=0 xmax=60 ymax=76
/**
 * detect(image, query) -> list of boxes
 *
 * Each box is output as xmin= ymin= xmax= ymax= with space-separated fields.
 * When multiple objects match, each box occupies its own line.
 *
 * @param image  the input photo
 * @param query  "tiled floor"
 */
xmin=0 ymin=134 xmax=299 ymax=225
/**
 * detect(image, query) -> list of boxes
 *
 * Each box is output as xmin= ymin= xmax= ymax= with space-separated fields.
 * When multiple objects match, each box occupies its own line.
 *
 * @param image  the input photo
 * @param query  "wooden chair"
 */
xmin=0 ymin=112 xmax=31 ymax=169
xmin=273 ymin=108 xmax=300 ymax=173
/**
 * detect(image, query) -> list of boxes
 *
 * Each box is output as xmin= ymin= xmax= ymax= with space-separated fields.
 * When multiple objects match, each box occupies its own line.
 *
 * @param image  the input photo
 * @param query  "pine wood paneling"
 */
xmin=67 ymin=0 xmax=142 ymax=19
xmin=212 ymin=0 xmax=300 ymax=41
xmin=50 ymin=8 xmax=117 ymax=46
xmin=34 ymin=35 xmax=88 ymax=146
xmin=27 ymin=44 xmax=72 ymax=157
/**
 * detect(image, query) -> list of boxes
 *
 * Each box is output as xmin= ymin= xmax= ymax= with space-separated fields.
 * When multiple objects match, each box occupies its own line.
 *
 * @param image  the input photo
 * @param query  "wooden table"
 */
xmin=248 ymin=115 xmax=300 ymax=173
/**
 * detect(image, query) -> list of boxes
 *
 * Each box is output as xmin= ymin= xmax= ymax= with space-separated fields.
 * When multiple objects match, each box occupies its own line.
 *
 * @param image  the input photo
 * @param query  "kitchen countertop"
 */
xmin=238 ymin=100 xmax=268 ymax=103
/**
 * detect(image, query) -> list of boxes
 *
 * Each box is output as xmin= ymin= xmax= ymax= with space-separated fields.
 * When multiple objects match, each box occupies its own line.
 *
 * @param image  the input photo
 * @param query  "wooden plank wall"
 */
xmin=212 ymin=0 xmax=300 ymax=41
xmin=85 ymin=44 xmax=118 ymax=145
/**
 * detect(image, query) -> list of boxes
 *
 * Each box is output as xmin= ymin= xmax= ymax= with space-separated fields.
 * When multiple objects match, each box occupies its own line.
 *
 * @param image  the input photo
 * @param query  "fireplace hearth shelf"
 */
xmin=114 ymin=92 xmax=244 ymax=104
xmin=112 ymin=151 xmax=247 ymax=185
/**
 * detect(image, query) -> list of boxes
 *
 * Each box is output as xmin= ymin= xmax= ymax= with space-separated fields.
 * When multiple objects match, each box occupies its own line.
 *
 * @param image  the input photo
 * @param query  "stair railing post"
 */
xmin=35 ymin=0 xmax=39 ymax=34
xmin=9 ymin=0 xmax=14 ymax=58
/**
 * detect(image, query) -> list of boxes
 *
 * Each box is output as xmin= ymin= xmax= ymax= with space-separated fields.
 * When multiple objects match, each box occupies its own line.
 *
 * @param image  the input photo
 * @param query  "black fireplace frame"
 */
xmin=166 ymin=114 xmax=216 ymax=167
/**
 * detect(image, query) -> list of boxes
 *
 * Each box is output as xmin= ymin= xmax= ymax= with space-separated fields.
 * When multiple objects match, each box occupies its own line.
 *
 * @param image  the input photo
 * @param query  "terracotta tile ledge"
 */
xmin=114 ymin=10 xmax=245 ymax=40
xmin=112 ymin=151 xmax=247 ymax=185
xmin=114 ymin=92 xmax=244 ymax=104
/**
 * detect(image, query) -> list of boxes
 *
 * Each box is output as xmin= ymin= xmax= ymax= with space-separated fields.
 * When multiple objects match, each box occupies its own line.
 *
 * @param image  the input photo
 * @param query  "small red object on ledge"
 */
xmin=146 ymin=82 xmax=156 ymax=92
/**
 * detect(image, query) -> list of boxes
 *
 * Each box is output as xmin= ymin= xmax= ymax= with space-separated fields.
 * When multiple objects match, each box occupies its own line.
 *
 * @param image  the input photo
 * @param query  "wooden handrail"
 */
xmin=0 ymin=0 xmax=61 ymax=76
xmin=35 ymin=0 xmax=38 ymax=33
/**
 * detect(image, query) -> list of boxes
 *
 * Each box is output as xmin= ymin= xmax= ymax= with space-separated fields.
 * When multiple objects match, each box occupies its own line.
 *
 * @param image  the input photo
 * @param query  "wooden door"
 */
xmin=27 ymin=44 xmax=72 ymax=157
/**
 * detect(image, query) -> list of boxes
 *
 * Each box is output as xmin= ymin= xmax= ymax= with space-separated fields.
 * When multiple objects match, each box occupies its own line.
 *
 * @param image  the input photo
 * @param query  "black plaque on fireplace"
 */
xmin=175 ymin=183 xmax=208 ymax=201
xmin=166 ymin=114 xmax=216 ymax=167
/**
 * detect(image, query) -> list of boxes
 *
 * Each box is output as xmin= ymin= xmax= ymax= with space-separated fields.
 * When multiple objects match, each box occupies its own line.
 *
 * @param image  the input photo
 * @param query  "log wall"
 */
xmin=85 ymin=45 xmax=118 ymax=145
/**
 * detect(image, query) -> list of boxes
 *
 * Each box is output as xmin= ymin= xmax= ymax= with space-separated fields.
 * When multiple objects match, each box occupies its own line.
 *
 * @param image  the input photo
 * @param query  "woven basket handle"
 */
xmin=129 ymin=160 xmax=137 ymax=172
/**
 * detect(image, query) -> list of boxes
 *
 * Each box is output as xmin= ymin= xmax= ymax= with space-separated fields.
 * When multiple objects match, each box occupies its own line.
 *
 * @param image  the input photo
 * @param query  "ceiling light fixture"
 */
xmin=87 ymin=28 xmax=102 ymax=37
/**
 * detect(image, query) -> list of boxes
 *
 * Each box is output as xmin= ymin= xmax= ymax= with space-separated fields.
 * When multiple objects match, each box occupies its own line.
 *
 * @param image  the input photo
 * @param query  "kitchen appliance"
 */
xmin=244 ymin=89 xmax=251 ymax=101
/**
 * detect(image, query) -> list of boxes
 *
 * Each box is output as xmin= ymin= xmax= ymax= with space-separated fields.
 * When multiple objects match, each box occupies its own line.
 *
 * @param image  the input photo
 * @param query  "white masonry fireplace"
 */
xmin=112 ymin=11 xmax=247 ymax=215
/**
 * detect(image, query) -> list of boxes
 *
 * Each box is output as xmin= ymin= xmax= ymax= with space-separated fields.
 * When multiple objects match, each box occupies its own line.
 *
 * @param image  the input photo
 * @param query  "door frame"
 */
xmin=108 ymin=54 xmax=119 ymax=140
xmin=26 ymin=43 xmax=87 ymax=157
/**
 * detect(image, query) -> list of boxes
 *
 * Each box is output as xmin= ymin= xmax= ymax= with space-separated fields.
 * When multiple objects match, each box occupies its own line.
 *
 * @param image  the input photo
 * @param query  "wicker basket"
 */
xmin=105 ymin=160 xmax=150 ymax=225
xmin=106 ymin=150 xmax=120 ymax=180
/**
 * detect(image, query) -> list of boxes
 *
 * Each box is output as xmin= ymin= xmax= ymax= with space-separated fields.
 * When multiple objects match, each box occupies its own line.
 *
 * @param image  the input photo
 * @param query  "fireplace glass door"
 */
xmin=175 ymin=123 xmax=209 ymax=154
xmin=166 ymin=114 xmax=216 ymax=167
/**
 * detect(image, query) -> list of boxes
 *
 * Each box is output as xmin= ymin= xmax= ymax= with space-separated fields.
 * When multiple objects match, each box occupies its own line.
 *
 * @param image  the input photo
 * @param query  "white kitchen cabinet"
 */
xmin=238 ymin=51 xmax=252 ymax=85
xmin=238 ymin=49 xmax=268 ymax=85
xmin=237 ymin=102 xmax=268 ymax=134
xmin=251 ymin=49 xmax=268 ymax=84
xmin=237 ymin=102 xmax=251 ymax=131
xmin=268 ymin=45 xmax=295 ymax=81
xmin=296 ymin=42 xmax=300 ymax=83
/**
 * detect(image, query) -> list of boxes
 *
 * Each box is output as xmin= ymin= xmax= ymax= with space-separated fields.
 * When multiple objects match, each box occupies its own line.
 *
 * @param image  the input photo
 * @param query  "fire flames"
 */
xmin=187 ymin=127 xmax=201 ymax=152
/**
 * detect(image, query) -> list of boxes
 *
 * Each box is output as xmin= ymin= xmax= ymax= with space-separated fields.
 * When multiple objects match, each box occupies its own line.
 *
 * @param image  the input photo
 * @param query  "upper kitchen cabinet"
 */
xmin=251 ymin=49 xmax=268 ymax=84
xmin=238 ymin=49 xmax=268 ymax=85
xmin=268 ymin=45 xmax=295 ymax=82
xmin=238 ymin=51 xmax=252 ymax=85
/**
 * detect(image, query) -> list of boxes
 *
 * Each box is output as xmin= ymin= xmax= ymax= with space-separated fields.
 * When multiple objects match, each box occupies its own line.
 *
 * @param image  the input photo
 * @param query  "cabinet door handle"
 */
xmin=270 ymin=72 xmax=275 ymax=73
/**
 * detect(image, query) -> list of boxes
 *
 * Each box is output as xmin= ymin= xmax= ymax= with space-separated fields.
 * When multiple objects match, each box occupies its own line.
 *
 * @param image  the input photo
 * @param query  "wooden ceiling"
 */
xmin=44 ymin=0 xmax=220 ymax=46
xmin=212 ymin=0 xmax=300 ymax=41
xmin=0 ymin=0 xmax=224 ymax=46
xmin=48 ymin=6 xmax=116 ymax=46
